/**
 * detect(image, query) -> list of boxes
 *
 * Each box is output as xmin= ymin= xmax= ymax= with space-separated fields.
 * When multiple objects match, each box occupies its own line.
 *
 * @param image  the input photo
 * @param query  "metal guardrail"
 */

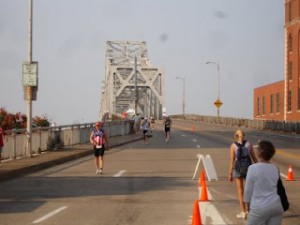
xmin=3 ymin=114 xmax=298 ymax=161
xmin=172 ymin=114 xmax=300 ymax=134
xmin=1 ymin=120 xmax=134 ymax=160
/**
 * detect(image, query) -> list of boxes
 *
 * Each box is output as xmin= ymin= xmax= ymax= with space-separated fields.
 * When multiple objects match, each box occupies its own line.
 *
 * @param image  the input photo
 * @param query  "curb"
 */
xmin=0 ymin=135 xmax=144 ymax=182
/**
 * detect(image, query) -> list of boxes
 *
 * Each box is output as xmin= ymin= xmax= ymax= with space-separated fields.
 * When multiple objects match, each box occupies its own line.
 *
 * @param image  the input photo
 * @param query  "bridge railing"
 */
xmin=1 ymin=120 xmax=134 ymax=161
xmin=172 ymin=114 xmax=300 ymax=134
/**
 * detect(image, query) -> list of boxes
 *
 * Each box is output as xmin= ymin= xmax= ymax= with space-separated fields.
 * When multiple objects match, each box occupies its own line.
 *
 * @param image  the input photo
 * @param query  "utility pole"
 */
xmin=27 ymin=0 xmax=33 ymax=157
xmin=23 ymin=0 xmax=38 ymax=157
xmin=175 ymin=76 xmax=185 ymax=115
xmin=205 ymin=61 xmax=222 ymax=124
xmin=134 ymin=55 xmax=138 ymax=114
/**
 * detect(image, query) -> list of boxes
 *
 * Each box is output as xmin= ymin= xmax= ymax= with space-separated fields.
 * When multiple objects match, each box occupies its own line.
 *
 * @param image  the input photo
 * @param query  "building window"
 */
xmin=262 ymin=96 xmax=266 ymax=115
xmin=270 ymin=94 xmax=274 ymax=114
xmin=276 ymin=93 xmax=280 ymax=113
xmin=288 ymin=61 xmax=293 ymax=80
xmin=257 ymin=97 xmax=260 ymax=116
xmin=288 ymin=90 xmax=292 ymax=111
xmin=288 ymin=34 xmax=293 ymax=52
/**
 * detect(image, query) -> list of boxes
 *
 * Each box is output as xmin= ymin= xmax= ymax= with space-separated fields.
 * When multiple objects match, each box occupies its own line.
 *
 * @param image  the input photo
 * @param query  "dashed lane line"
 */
xmin=113 ymin=170 xmax=126 ymax=177
xmin=32 ymin=206 xmax=67 ymax=224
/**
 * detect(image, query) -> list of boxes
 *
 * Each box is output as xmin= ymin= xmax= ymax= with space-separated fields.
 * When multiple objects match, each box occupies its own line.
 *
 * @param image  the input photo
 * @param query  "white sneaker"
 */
xmin=236 ymin=212 xmax=247 ymax=219
xmin=99 ymin=169 xmax=103 ymax=174
xmin=96 ymin=169 xmax=100 ymax=174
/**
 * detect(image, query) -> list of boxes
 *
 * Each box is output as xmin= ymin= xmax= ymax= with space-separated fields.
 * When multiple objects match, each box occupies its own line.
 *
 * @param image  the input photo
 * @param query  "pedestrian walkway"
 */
xmin=0 ymin=133 xmax=143 ymax=182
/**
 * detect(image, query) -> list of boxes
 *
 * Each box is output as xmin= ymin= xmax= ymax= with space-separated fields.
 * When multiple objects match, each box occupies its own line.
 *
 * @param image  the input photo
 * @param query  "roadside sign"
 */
xmin=193 ymin=154 xmax=218 ymax=181
xmin=214 ymin=99 xmax=222 ymax=108
xmin=22 ymin=62 xmax=38 ymax=86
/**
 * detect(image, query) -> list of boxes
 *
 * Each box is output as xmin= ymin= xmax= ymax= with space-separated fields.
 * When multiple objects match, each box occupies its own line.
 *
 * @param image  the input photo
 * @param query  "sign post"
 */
xmin=22 ymin=62 xmax=38 ymax=87
xmin=214 ymin=98 xmax=222 ymax=124
xmin=23 ymin=0 xmax=38 ymax=157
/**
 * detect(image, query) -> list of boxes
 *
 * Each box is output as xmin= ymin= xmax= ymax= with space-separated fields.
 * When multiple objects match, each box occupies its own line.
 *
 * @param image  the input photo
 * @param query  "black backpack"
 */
xmin=234 ymin=141 xmax=252 ymax=178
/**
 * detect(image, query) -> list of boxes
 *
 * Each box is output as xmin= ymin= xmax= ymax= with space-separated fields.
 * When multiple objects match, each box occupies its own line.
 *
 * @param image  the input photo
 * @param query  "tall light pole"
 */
xmin=26 ymin=0 xmax=33 ymax=157
xmin=134 ymin=55 xmax=138 ymax=114
xmin=175 ymin=76 xmax=185 ymax=115
xmin=22 ymin=0 xmax=38 ymax=157
xmin=205 ymin=61 xmax=222 ymax=123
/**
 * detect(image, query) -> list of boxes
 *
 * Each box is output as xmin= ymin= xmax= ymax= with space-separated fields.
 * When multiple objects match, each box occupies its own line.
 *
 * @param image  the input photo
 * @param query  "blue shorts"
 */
xmin=233 ymin=168 xmax=245 ymax=178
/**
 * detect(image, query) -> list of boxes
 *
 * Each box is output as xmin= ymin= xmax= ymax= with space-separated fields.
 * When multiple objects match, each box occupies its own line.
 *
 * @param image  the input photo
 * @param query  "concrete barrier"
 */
xmin=1 ymin=120 xmax=134 ymax=160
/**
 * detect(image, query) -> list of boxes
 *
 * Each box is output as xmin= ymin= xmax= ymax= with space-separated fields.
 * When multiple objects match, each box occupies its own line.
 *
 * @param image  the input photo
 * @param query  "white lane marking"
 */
xmin=113 ymin=170 xmax=126 ymax=177
xmin=192 ymin=139 xmax=197 ymax=142
xmin=200 ymin=202 xmax=227 ymax=224
xmin=32 ymin=206 xmax=67 ymax=224
xmin=280 ymin=172 xmax=288 ymax=179
xmin=188 ymin=187 xmax=227 ymax=224
xmin=196 ymin=145 xmax=201 ymax=148
xmin=186 ymin=215 xmax=192 ymax=224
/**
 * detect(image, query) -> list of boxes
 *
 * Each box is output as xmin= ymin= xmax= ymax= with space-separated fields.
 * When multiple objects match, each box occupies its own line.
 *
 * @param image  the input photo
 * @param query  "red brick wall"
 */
xmin=285 ymin=0 xmax=300 ymax=121
xmin=253 ymin=81 xmax=284 ymax=120
xmin=254 ymin=1 xmax=300 ymax=121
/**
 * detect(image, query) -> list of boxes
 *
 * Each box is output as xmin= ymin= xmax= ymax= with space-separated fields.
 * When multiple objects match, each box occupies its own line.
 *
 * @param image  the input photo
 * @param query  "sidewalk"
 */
xmin=0 ymin=133 xmax=143 ymax=182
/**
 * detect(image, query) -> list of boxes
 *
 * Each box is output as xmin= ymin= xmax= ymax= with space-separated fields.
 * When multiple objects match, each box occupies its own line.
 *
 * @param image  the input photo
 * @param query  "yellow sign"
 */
xmin=214 ymin=99 xmax=223 ymax=108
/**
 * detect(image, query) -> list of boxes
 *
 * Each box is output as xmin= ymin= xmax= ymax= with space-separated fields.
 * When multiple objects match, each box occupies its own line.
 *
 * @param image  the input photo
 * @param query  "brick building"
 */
xmin=254 ymin=0 xmax=300 ymax=121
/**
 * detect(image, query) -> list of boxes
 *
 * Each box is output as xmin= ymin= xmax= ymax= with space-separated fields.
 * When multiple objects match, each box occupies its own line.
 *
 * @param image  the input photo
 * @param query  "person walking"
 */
xmin=90 ymin=122 xmax=109 ymax=174
xmin=228 ymin=128 xmax=257 ymax=219
xmin=150 ymin=115 xmax=155 ymax=132
xmin=0 ymin=126 xmax=7 ymax=163
xmin=141 ymin=118 xmax=150 ymax=144
xmin=244 ymin=140 xmax=284 ymax=225
xmin=163 ymin=116 xmax=172 ymax=142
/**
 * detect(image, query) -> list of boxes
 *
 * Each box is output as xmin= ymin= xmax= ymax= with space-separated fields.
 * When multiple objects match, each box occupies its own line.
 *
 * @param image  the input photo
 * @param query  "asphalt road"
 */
xmin=0 ymin=120 xmax=299 ymax=225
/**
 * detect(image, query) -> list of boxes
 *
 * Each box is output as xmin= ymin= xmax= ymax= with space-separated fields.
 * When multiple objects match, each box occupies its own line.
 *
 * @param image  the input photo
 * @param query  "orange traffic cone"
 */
xmin=286 ymin=164 xmax=295 ymax=181
xmin=199 ymin=170 xmax=209 ymax=201
xmin=192 ymin=200 xmax=202 ymax=225
xmin=198 ymin=170 xmax=205 ymax=187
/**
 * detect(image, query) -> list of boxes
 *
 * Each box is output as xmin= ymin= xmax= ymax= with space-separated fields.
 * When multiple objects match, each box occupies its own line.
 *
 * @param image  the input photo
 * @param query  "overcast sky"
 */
xmin=0 ymin=0 xmax=284 ymax=125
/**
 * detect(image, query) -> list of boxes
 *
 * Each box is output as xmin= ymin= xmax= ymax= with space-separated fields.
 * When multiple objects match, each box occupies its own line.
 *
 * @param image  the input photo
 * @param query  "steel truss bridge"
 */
xmin=100 ymin=41 xmax=165 ymax=119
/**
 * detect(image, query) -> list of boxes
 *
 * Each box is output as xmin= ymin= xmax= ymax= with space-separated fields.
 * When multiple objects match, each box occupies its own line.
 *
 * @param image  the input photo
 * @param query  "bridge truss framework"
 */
xmin=100 ymin=41 xmax=165 ymax=119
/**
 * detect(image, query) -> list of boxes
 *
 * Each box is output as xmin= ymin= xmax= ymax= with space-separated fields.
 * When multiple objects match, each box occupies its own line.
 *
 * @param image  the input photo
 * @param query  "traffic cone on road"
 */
xmin=199 ymin=170 xmax=209 ymax=201
xmin=192 ymin=200 xmax=202 ymax=225
xmin=198 ymin=170 xmax=205 ymax=187
xmin=192 ymin=124 xmax=195 ymax=132
xmin=286 ymin=164 xmax=295 ymax=181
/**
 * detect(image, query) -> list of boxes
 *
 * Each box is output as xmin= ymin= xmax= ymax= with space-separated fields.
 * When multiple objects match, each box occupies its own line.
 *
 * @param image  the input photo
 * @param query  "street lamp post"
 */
xmin=205 ymin=61 xmax=221 ymax=123
xmin=134 ymin=55 xmax=138 ymax=114
xmin=27 ymin=0 xmax=33 ymax=157
xmin=175 ymin=76 xmax=185 ymax=116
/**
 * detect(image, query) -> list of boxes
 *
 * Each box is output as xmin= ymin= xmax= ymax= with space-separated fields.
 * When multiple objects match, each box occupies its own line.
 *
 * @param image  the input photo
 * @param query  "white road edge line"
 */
xmin=32 ymin=206 xmax=67 ymax=224
xmin=113 ymin=170 xmax=126 ymax=177
xmin=200 ymin=201 xmax=227 ymax=224
xmin=280 ymin=172 xmax=288 ymax=179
